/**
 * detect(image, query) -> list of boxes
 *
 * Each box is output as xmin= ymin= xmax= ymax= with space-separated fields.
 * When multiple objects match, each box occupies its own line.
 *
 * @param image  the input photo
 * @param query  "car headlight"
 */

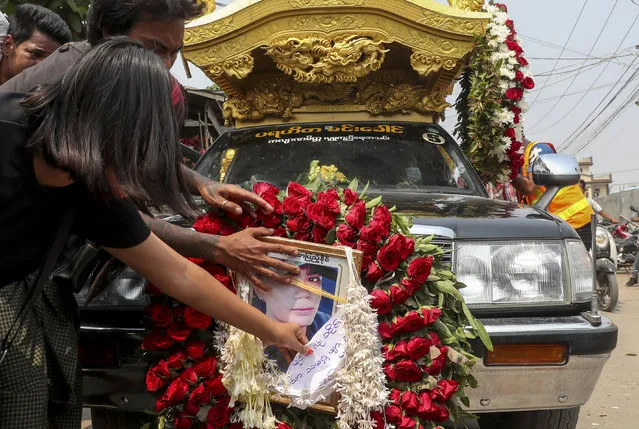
xmin=595 ymin=227 xmax=609 ymax=249
xmin=456 ymin=242 xmax=565 ymax=305
xmin=76 ymin=267 xmax=150 ymax=308
xmin=566 ymin=240 xmax=593 ymax=303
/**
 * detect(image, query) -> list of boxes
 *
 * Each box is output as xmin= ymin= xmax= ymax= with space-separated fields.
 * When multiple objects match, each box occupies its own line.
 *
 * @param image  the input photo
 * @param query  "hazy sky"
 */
xmin=172 ymin=0 xmax=639 ymax=192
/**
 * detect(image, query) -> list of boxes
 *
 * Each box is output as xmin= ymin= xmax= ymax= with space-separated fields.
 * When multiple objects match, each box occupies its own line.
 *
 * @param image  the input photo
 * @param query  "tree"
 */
xmin=0 ymin=0 xmax=90 ymax=40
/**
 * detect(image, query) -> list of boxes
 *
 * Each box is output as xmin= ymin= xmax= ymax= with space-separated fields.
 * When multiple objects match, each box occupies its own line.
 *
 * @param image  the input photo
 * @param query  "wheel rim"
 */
xmin=598 ymin=279 xmax=611 ymax=307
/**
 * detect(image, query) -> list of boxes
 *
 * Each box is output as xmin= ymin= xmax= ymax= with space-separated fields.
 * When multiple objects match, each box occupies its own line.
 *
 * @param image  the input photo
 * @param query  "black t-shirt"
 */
xmin=0 ymin=92 xmax=151 ymax=287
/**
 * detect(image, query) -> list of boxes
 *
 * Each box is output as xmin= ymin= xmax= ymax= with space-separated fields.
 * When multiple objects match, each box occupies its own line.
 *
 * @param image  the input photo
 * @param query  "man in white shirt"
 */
xmin=579 ymin=181 xmax=618 ymax=224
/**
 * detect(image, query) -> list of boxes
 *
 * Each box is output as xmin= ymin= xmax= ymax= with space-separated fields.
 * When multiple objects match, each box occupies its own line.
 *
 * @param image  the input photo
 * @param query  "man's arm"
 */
xmin=511 ymin=175 xmax=537 ymax=195
xmin=599 ymin=210 xmax=618 ymax=224
xmin=140 ymin=213 xmax=300 ymax=290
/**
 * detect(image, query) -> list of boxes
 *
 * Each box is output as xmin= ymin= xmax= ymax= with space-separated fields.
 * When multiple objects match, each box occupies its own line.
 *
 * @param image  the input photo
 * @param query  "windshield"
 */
xmin=196 ymin=123 xmax=482 ymax=196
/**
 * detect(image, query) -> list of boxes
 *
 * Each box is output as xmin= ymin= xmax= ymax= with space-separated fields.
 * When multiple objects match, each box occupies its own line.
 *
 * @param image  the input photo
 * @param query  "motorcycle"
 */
xmin=595 ymin=225 xmax=619 ymax=311
xmin=612 ymin=219 xmax=639 ymax=272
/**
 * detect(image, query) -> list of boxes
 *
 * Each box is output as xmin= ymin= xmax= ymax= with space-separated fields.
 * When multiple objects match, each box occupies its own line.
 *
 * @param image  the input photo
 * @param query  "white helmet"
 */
xmin=0 ymin=12 xmax=8 ymax=61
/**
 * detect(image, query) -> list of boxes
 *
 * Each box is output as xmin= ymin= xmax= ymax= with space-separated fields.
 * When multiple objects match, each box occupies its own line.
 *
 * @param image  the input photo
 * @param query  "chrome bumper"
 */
xmin=467 ymin=314 xmax=617 ymax=413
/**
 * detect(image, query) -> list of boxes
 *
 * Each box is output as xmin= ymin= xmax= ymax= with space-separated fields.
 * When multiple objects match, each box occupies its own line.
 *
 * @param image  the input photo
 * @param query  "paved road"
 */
xmin=576 ymin=273 xmax=639 ymax=429
xmin=81 ymin=273 xmax=636 ymax=429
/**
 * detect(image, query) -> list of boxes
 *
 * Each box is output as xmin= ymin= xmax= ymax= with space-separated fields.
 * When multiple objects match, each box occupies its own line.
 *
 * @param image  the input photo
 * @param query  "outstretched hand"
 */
xmin=214 ymin=227 xmax=300 ymax=291
xmin=200 ymin=182 xmax=273 ymax=217
xmin=264 ymin=322 xmax=312 ymax=357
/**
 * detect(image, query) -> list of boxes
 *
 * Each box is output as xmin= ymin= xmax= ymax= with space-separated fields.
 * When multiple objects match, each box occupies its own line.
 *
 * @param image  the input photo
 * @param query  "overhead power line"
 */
xmin=560 ymin=54 xmax=639 ymax=152
xmin=526 ymin=0 xmax=591 ymax=107
xmin=529 ymin=0 xmax=620 ymax=131
xmin=534 ymin=82 xmax=618 ymax=104
xmin=533 ymin=7 xmax=637 ymax=134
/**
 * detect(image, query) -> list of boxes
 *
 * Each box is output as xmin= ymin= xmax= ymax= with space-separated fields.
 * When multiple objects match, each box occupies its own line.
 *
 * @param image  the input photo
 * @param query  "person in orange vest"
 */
xmin=512 ymin=141 xmax=595 ymax=250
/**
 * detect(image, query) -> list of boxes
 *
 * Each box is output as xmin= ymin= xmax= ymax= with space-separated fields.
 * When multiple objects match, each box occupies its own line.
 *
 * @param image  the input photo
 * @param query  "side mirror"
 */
xmin=531 ymin=154 xmax=581 ymax=211
xmin=532 ymin=154 xmax=581 ymax=187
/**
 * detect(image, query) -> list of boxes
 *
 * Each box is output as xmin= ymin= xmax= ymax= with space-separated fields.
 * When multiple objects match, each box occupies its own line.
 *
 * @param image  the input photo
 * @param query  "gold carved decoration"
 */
xmin=447 ymin=0 xmax=485 ymax=12
xmin=410 ymin=52 xmax=457 ymax=77
xmin=289 ymin=15 xmax=366 ymax=31
xmin=288 ymin=0 xmax=365 ymax=8
xmin=184 ymin=17 xmax=236 ymax=45
xmin=419 ymin=9 xmax=485 ymax=35
xmin=221 ymin=73 xmax=450 ymax=126
xmin=266 ymin=36 xmax=388 ymax=84
xmin=210 ymin=54 xmax=254 ymax=80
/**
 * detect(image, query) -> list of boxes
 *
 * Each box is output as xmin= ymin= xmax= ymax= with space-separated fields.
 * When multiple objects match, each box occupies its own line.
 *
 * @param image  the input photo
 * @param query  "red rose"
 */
xmin=318 ymin=191 xmax=340 ymax=214
xmin=283 ymin=196 xmax=306 ymax=217
xmin=312 ymin=226 xmax=328 ymax=243
xmin=378 ymin=243 xmax=402 ymax=272
xmin=398 ymin=415 xmax=416 ymax=429
xmin=389 ymin=388 xmax=401 ymax=405
xmin=385 ymin=341 xmax=408 ymax=361
xmin=216 ymin=394 xmax=231 ymax=409
xmin=390 ymin=284 xmax=411 ymax=305
xmin=287 ymin=182 xmax=312 ymax=201
xmin=505 ymin=88 xmax=523 ymax=101
xmin=155 ymin=399 xmax=170 ymax=413
xmin=370 ymin=411 xmax=384 ymax=429
xmin=174 ymin=414 xmax=193 ymax=429
xmin=207 ymin=401 xmax=231 ymax=427
xmin=511 ymin=105 xmax=522 ymax=114
xmin=173 ymin=306 xmax=185 ymax=320
xmin=369 ymin=289 xmax=392 ymax=315
xmin=420 ymin=402 xmax=449 ymax=422
xmin=357 ymin=240 xmax=378 ymax=257
xmin=273 ymin=226 xmax=288 ymax=237
xmin=150 ymin=360 xmax=171 ymax=378
xmin=337 ymin=223 xmax=358 ymax=246
xmin=180 ymin=367 xmax=198 ymax=384
xmin=395 ymin=311 xmax=425 ymax=334
xmin=226 ymin=211 xmax=252 ymax=229
xmin=307 ymin=203 xmax=337 ymax=230
xmin=277 ymin=423 xmax=293 ymax=429
xmin=168 ymin=323 xmax=193 ymax=342
xmin=385 ymin=405 xmax=402 ymax=425
xmin=432 ymin=379 xmax=459 ymax=402
xmin=193 ymin=356 xmax=218 ymax=379
xmin=366 ymin=261 xmax=385 ymax=283
xmin=145 ymin=304 xmax=172 ymax=327
xmin=359 ymin=225 xmax=382 ymax=243
xmin=406 ymin=336 xmax=433 ymax=361
xmin=190 ymin=383 xmax=211 ymax=406
xmin=145 ymin=368 xmax=165 ymax=392
xmin=161 ymin=378 xmax=189 ymax=404
xmin=369 ymin=218 xmax=390 ymax=240
xmin=378 ymin=321 xmax=393 ymax=339
xmin=286 ymin=215 xmax=310 ymax=233
xmin=394 ymin=360 xmax=423 ymax=382
xmin=420 ymin=307 xmax=443 ymax=325
xmin=401 ymin=277 xmax=422 ymax=295
xmin=293 ymin=231 xmax=311 ymax=241
xmin=184 ymin=398 xmax=200 ymax=416
xmin=401 ymin=390 xmax=419 ymax=415
xmin=373 ymin=205 xmax=391 ymax=225
xmin=345 ymin=201 xmax=366 ymax=229
xmin=193 ymin=214 xmax=223 ymax=235
xmin=219 ymin=223 xmax=238 ymax=237
xmin=388 ymin=234 xmax=415 ymax=260
xmin=505 ymin=19 xmax=514 ymax=28
xmin=201 ymin=264 xmax=232 ymax=288
xmin=417 ymin=391 xmax=432 ymax=418
xmin=518 ymin=56 xmax=529 ymax=66
xmin=186 ymin=340 xmax=207 ymax=360
xmin=204 ymin=374 xmax=227 ymax=396
xmin=261 ymin=214 xmax=282 ymax=228
xmin=407 ymin=256 xmax=433 ymax=284
xmin=513 ymin=113 xmax=520 ymax=124
xmin=167 ymin=350 xmax=188 ymax=369
xmin=253 ymin=182 xmax=279 ymax=198
xmin=184 ymin=307 xmax=212 ymax=330
xmin=142 ymin=329 xmax=175 ymax=351
xmin=515 ymin=70 xmax=524 ymax=81
xmin=504 ymin=128 xmax=516 ymax=139
xmin=430 ymin=332 xmax=441 ymax=346
xmin=342 ymin=188 xmax=358 ymax=206
xmin=522 ymin=76 xmax=535 ymax=90
xmin=424 ymin=346 xmax=447 ymax=376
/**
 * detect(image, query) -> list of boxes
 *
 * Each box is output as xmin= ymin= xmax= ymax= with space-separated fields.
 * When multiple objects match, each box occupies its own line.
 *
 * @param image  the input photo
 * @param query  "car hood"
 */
xmin=383 ymin=193 xmax=579 ymax=240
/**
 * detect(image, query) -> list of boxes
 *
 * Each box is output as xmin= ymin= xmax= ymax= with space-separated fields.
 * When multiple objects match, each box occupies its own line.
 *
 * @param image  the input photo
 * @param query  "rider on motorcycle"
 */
xmin=578 ymin=180 xmax=618 ymax=224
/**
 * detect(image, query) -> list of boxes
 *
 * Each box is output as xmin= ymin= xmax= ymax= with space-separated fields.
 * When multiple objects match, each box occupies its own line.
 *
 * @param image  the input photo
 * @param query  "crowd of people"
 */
xmin=0 ymin=2 xmax=314 ymax=428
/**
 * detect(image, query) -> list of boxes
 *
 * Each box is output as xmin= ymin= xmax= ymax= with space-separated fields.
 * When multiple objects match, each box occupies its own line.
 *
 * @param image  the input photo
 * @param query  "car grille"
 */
xmin=431 ymin=236 xmax=453 ymax=267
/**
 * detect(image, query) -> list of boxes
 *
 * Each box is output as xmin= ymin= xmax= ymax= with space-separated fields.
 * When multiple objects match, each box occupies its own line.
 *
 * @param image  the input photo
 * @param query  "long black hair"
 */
xmin=22 ymin=38 xmax=198 ymax=217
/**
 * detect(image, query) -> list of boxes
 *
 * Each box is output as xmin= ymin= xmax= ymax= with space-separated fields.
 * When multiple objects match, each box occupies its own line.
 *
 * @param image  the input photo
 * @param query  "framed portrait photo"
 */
xmin=240 ymin=236 xmax=363 ymax=412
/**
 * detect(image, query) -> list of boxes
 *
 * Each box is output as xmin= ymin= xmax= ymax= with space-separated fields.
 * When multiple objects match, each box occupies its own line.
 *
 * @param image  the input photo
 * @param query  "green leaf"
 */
xmin=433 ymin=280 xmax=463 ymax=299
xmin=437 ymin=292 xmax=444 ymax=308
xmin=360 ymin=181 xmax=370 ymax=198
xmin=365 ymin=195 xmax=382 ymax=209
xmin=460 ymin=396 xmax=471 ymax=408
xmin=462 ymin=303 xmax=493 ymax=351
xmin=140 ymin=424 xmax=151 ymax=429
xmin=325 ymin=227 xmax=337 ymax=245
xmin=348 ymin=178 xmax=358 ymax=192
xmin=158 ymin=416 xmax=166 ymax=429
xmin=65 ymin=0 xmax=80 ymax=12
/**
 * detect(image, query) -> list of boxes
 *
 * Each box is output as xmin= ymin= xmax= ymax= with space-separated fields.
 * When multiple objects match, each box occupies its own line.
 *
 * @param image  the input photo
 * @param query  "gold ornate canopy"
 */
xmin=182 ymin=0 xmax=489 ymax=127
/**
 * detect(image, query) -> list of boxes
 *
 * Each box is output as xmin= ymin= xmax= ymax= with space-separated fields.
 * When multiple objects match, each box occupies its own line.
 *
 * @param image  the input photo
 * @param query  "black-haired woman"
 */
xmin=0 ymin=38 xmax=309 ymax=428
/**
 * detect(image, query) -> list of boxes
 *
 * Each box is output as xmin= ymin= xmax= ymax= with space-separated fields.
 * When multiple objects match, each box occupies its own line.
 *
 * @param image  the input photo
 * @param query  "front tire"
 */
xmin=90 ymin=409 xmax=151 ymax=429
xmin=597 ymin=272 xmax=619 ymax=312
xmin=479 ymin=407 xmax=579 ymax=429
